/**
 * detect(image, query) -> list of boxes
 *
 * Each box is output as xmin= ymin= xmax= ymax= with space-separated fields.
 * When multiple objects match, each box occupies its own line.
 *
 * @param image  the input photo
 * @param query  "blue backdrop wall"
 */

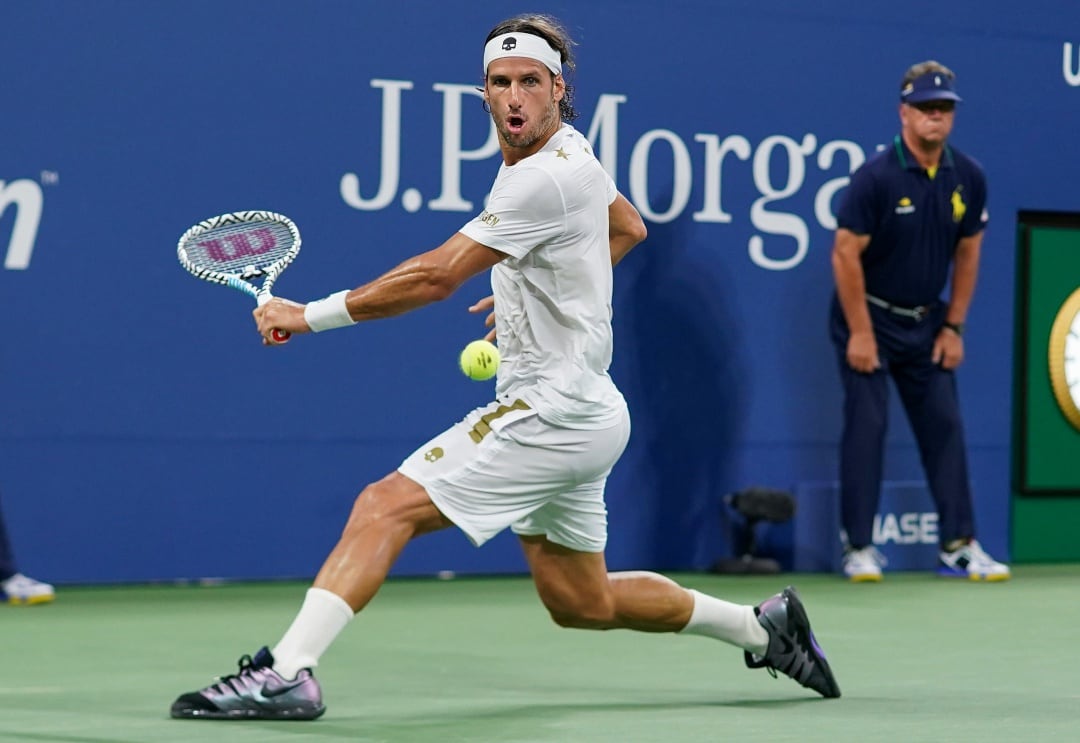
xmin=2 ymin=0 xmax=1078 ymax=583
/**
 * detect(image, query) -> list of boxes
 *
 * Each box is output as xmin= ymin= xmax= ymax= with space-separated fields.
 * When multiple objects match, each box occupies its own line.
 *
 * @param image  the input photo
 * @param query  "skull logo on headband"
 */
xmin=484 ymin=32 xmax=562 ymax=74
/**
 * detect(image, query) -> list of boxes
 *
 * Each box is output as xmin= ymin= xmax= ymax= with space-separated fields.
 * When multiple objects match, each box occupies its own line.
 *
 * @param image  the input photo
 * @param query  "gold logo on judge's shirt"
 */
xmin=951 ymin=187 xmax=967 ymax=223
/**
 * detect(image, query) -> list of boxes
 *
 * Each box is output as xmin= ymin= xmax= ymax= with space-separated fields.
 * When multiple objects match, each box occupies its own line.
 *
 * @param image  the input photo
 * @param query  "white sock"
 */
xmin=271 ymin=587 xmax=355 ymax=680
xmin=679 ymin=590 xmax=769 ymax=655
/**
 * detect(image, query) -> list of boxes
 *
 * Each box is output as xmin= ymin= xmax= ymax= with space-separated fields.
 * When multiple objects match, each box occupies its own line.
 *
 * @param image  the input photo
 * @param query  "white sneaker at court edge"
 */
xmin=0 ymin=573 xmax=55 ymax=605
xmin=842 ymin=546 xmax=886 ymax=582
xmin=937 ymin=539 xmax=1010 ymax=581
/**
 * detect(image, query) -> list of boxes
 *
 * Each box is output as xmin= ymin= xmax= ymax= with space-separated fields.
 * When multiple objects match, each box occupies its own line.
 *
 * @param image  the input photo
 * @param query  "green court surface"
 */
xmin=1 ymin=565 xmax=1076 ymax=743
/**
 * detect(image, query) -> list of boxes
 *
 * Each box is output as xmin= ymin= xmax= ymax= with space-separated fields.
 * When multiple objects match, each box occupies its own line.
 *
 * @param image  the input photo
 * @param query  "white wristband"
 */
xmin=304 ymin=290 xmax=356 ymax=332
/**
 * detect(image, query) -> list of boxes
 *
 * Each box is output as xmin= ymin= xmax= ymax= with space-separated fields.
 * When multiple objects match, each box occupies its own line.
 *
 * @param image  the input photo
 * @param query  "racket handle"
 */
xmin=256 ymin=293 xmax=290 ymax=344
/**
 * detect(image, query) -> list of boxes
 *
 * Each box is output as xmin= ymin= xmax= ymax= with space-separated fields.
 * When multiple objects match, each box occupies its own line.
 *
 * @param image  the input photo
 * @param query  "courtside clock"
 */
xmin=1048 ymin=287 xmax=1080 ymax=431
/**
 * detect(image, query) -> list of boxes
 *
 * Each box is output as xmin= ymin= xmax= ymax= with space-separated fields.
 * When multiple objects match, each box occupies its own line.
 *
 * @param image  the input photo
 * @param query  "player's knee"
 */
xmin=344 ymin=478 xmax=405 ymax=531
xmin=544 ymin=596 xmax=617 ymax=630
xmin=342 ymin=474 xmax=445 ymax=540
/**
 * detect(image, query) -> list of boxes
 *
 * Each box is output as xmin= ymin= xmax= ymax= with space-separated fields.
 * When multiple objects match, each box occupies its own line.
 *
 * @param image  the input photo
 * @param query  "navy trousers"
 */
xmin=0 ymin=491 xmax=16 ymax=580
xmin=830 ymin=296 xmax=975 ymax=549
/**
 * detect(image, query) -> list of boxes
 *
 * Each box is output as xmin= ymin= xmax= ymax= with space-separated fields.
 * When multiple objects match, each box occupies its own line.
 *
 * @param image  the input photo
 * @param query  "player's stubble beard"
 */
xmin=495 ymin=94 xmax=560 ymax=152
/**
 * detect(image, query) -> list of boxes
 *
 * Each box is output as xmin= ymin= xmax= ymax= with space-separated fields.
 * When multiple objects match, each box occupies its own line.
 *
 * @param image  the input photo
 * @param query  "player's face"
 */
xmin=485 ymin=58 xmax=564 ymax=159
xmin=900 ymin=100 xmax=956 ymax=147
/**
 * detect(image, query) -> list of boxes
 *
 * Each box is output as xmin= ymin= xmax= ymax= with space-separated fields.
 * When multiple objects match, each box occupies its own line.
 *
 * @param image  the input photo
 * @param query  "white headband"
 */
xmin=483 ymin=32 xmax=562 ymax=75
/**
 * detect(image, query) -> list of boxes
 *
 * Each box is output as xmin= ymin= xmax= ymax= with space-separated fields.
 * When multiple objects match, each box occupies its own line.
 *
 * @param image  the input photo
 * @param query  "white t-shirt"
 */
xmin=458 ymin=124 xmax=626 ymax=429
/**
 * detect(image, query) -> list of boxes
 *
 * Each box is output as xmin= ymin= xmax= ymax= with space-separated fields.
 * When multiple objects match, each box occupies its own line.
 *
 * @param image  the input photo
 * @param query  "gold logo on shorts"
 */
xmin=468 ymin=399 xmax=530 ymax=443
xmin=424 ymin=447 xmax=444 ymax=462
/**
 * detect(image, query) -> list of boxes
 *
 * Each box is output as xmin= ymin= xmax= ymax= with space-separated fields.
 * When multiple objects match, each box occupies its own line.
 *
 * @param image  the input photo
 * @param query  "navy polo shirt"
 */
xmin=836 ymin=135 xmax=988 ymax=307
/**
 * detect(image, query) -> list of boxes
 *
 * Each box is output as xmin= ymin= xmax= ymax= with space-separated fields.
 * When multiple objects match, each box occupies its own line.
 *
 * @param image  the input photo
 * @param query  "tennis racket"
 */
xmin=177 ymin=210 xmax=301 ymax=343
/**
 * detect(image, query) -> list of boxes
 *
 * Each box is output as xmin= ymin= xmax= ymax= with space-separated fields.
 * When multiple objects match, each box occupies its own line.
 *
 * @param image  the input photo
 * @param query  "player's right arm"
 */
xmin=254 ymin=233 xmax=505 ymax=342
xmin=340 ymin=233 xmax=505 ymax=322
xmin=609 ymin=192 xmax=647 ymax=266
xmin=831 ymin=227 xmax=879 ymax=373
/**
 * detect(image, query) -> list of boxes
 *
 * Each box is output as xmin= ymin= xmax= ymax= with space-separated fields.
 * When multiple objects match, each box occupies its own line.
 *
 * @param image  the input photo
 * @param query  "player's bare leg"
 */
xmin=268 ymin=472 xmax=451 ymax=675
xmin=519 ymin=535 xmax=840 ymax=698
xmin=520 ymin=535 xmax=758 ymax=634
xmin=519 ymin=535 xmax=694 ymax=631
xmin=171 ymin=472 xmax=452 ymax=719
xmin=313 ymin=472 xmax=453 ymax=610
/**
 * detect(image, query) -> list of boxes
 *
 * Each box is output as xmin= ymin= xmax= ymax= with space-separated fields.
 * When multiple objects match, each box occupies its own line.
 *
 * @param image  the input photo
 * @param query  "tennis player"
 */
xmin=171 ymin=13 xmax=840 ymax=720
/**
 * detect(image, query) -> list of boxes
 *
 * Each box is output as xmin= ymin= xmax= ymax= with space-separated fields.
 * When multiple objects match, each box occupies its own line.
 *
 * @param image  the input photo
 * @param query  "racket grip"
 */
xmin=256 ymin=293 xmax=290 ymax=343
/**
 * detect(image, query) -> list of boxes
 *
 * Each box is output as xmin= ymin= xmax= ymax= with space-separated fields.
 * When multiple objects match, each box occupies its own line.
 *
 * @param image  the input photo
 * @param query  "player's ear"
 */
xmin=553 ymin=73 xmax=565 ymax=102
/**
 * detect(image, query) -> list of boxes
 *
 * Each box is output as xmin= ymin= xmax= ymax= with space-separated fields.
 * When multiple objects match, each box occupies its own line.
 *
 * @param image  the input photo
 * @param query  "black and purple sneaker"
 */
xmin=171 ymin=646 xmax=325 ymax=720
xmin=744 ymin=586 xmax=841 ymax=698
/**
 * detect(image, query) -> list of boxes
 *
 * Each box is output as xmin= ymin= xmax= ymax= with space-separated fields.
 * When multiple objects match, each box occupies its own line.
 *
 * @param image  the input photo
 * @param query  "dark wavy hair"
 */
xmin=484 ymin=14 xmax=578 ymax=123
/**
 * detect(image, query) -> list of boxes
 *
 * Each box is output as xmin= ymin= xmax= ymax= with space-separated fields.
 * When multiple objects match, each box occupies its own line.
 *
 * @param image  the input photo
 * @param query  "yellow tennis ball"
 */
xmin=459 ymin=340 xmax=500 ymax=381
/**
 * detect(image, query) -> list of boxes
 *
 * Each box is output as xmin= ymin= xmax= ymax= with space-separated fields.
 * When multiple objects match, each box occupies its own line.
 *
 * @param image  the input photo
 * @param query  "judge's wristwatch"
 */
xmin=942 ymin=321 xmax=965 ymax=336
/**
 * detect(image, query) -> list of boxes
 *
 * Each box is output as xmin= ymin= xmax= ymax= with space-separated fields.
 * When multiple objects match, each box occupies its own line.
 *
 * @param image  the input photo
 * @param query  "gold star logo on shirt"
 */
xmin=555 ymin=148 xmax=570 ymax=160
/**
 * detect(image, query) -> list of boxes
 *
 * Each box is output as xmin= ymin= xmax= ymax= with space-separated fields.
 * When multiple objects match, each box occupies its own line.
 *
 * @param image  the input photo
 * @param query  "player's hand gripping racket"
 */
xmin=177 ymin=210 xmax=301 ymax=343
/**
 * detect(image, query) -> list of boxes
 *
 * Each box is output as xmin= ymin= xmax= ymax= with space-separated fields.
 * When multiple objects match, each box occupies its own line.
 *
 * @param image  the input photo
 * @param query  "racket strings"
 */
xmin=181 ymin=221 xmax=297 ymax=276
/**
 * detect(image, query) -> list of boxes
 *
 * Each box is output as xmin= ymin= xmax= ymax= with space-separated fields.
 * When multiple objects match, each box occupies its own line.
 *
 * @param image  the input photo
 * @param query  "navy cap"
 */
xmin=900 ymin=71 xmax=962 ymax=104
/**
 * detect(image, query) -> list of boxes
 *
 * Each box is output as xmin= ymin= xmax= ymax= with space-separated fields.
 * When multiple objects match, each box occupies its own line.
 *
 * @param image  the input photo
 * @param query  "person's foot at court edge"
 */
xmin=743 ymin=586 xmax=841 ymax=698
xmin=937 ymin=538 xmax=1010 ymax=581
xmin=842 ymin=545 xmax=886 ymax=582
xmin=169 ymin=647 xmax=325 ymax=720
xmin=0 ymin=573 xmax=55 ymax=605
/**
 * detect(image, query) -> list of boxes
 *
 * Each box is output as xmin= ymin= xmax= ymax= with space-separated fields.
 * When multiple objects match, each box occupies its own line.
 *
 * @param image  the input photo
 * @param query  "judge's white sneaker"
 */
xmin=937 ymin=539 xmax=1011 ymax=581
xmin=0 ymin=573 xmax=55 ymax=605
xmin=842 ymin=546 xmax=886 ymax=582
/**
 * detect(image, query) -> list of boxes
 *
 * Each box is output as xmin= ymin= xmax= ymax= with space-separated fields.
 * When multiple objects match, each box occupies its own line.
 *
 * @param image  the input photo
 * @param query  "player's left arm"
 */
xmin=609 ymin=192 xmax=647 ymax=266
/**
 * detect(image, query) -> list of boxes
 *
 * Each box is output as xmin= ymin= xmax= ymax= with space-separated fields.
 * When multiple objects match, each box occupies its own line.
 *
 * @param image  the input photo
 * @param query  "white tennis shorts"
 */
xmin=398 ymin=396 xmax=630 ymax=553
